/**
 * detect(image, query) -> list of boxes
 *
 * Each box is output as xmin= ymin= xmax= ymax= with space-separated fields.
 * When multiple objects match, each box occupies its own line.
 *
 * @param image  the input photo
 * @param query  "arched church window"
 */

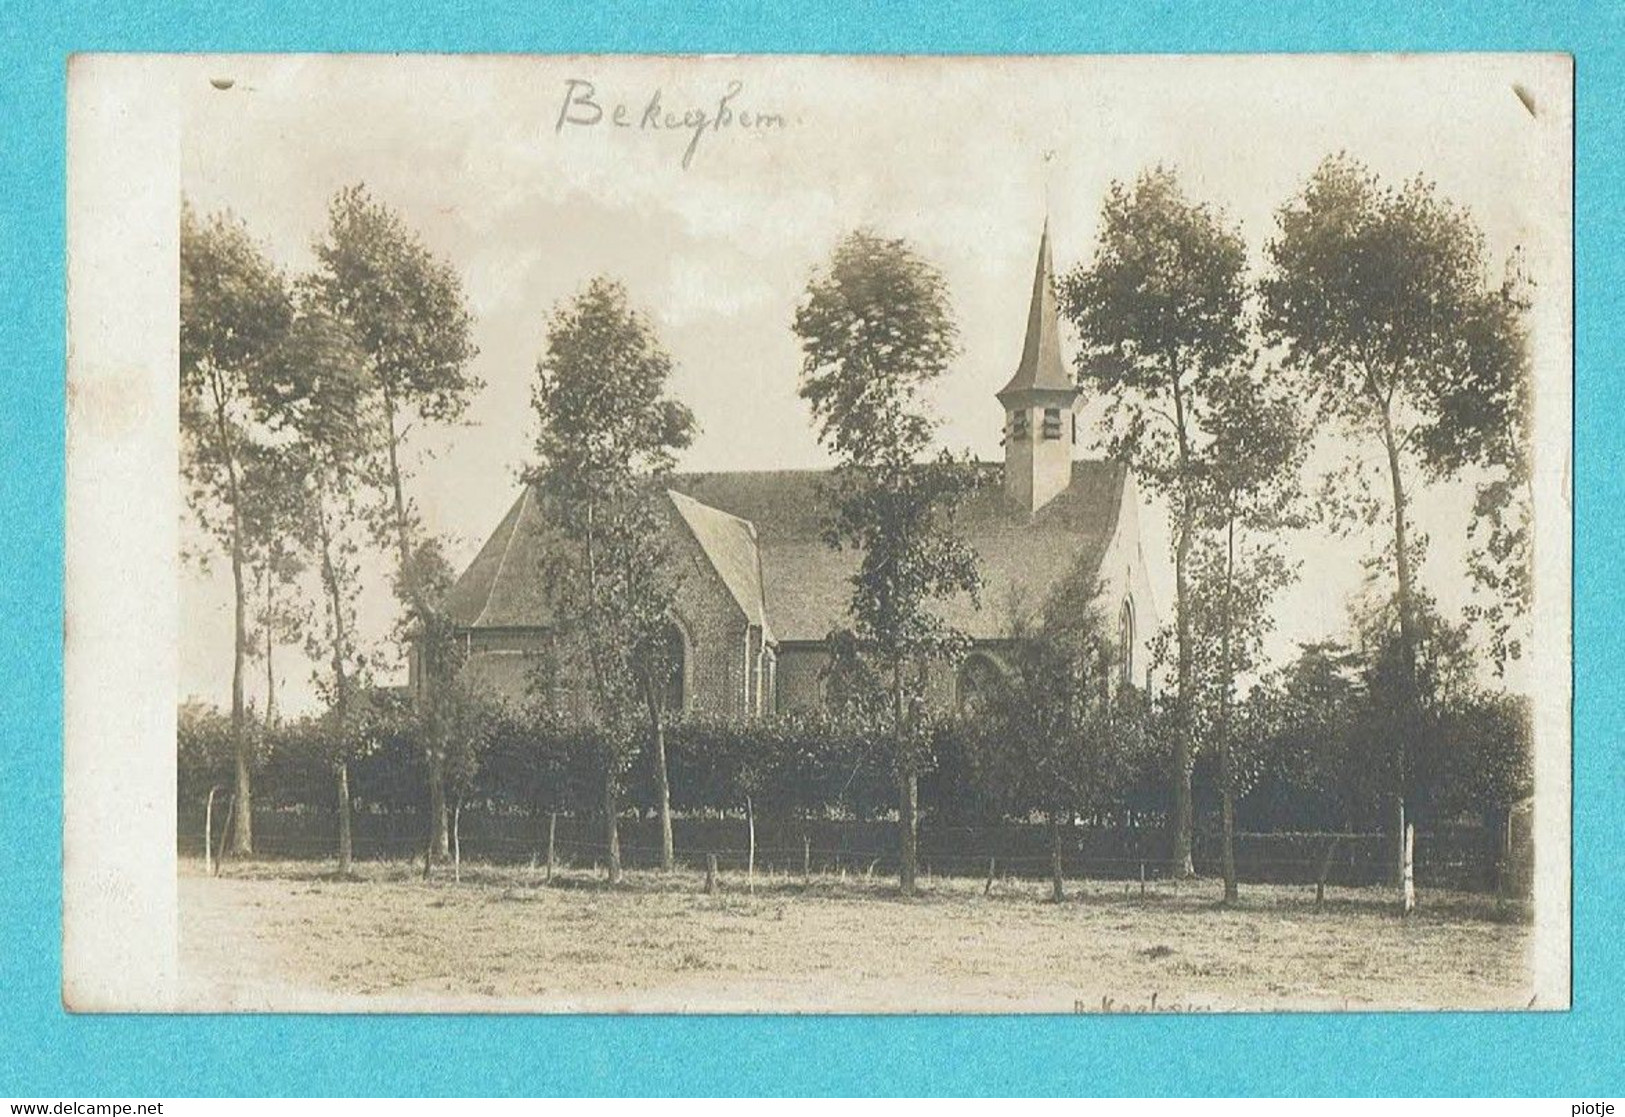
xmin=1118 ymin=598 xmax=1136 ymax=688
xmin=956 ymin=653 xmax=1004 ymax=718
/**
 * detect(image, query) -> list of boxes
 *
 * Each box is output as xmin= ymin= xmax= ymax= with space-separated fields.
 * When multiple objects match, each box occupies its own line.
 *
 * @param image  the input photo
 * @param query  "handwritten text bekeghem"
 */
xmin=555 ymin=78 xmax=788 ymax=170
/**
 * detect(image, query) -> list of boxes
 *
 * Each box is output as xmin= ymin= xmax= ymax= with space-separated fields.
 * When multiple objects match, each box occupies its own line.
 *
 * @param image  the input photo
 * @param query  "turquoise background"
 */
xmin=0 ymin=0 xmax=1616 ymax=1097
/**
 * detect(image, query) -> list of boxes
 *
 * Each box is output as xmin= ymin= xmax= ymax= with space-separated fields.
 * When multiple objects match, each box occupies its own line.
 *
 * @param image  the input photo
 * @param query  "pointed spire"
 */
xmin=998 ymin=220 xmax=1075 ymax=401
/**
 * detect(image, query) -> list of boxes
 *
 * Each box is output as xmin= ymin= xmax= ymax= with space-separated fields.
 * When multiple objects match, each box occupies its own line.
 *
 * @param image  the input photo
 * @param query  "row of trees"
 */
xmin=1059 ymin=156 xmax=1532 ymax=894
xmin=776 ymin=155 xmax=1532 ymax=899
xmin=181 ymin=186 xmax=479 ymax=868
xmin=183 ymin=151 xmax=1533 ymax=903
xmin=177 ymin=603 xmax=1531 ymax=874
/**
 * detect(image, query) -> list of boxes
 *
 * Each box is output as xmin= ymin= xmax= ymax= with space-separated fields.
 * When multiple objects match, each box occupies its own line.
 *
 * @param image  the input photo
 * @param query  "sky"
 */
xmin=176 ymin=53 xmax=1570 ymax=715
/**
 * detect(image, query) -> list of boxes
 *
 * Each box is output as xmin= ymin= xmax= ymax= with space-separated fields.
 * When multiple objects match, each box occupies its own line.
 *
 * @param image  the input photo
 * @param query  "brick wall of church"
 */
xmin=447 ymin=514 xmax=754 ymax=718
xmin=774 ymin=642 xmax=977 ymax=716
xmin=774 ymin=643 xmax=827 ymax=712
xmin=456 ymin=629 xmax=550 ymax=709
xmin=667 ymin=521 xmax=751 ymax=718
xmin=454 ymin=629 xmax=993 ymax=721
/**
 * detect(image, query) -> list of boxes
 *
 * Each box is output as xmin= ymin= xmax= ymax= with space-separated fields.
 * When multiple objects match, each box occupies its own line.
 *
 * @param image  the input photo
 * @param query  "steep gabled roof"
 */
xmin=668 ymin=460 xmax=1127 ymax=642
xmin=446 ymin=461 xmax=1130 ymax=644
xmin=668 ymin=488 xmax=769 ymax=634
xmin=442 ymin=484 xmax=561 ymax=630
xmin=443 ymin=486 xmax=771 ymax=634
xmin=997 ymin=221 xmax=1076 ymax=401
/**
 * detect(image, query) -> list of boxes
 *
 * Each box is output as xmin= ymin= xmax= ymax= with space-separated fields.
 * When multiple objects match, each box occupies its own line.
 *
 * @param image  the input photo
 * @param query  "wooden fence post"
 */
xmin=984 ymin=857 xmax=996 ymax=897
xmin=214 ymin=794 xmax=236 ymax=876
xmin=802 ymin=833 xmax=811 ymax=884
xmin=705 ymin=853 xmax=718 ymax=895
xmin=546 ymin=810 xmax=557 ymax=883
xmin=1315 ymin=834 xmax=1343 ymax=909
xmin=452 ymin=801 xmax=462 ymax=884
xmin=203 ymin=786 xmax=222 ymax=876
xmin=746 ymin=795 xmax=756 ymax=895
xmin=1401 ymin=824 xmax=1417 ymax=916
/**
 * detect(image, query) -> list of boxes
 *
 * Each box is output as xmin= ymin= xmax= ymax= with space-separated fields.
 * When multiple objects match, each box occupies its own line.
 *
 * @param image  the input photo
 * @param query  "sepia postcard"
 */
xmin=64 ymin=52 xmax=1572 ymax=1013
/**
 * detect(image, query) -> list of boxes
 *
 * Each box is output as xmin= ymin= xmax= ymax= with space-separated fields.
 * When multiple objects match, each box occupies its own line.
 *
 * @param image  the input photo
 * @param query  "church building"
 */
xmin=439 ymin=226 xmax=1158 ymax=717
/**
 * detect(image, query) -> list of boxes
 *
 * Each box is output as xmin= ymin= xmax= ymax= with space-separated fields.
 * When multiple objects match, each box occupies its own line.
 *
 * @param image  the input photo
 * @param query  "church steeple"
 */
xmin=999 ymin=221 xmax=1080 ymax=514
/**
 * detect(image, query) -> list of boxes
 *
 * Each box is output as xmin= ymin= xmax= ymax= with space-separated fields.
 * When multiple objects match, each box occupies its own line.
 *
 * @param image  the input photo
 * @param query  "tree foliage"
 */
xmin=962 ymin=586 xmax=1151 ymax=896
xmin=793 ymin=229 xmax=982 ymax=893
xmin=1060 ymin=167 xmax=1251 ymax=876
xmin=180 ymin=203 xmax=298 ymax=854
xmin=1186 ymin=364 xmax=1308 ymax=899
xmin=528 ymin=275 xmax=697 ymax=878
xmin=307 ymin=183 xmax=481 ymax=858
xmin=1261 ymin=155 xmax=1529 ymax=856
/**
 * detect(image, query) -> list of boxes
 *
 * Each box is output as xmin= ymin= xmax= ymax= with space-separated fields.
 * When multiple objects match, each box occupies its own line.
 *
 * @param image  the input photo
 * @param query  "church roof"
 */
xmin=444 ymin=461 xmax=1129 ymax=644
xmin=668 ymin=460 xmax=1127 ymax=642
xmin=668 ymin=488 xmax=770 ymax=635
xmin=442 ymin=486 xmax=770 ymax=632
xmin=441 ymin=484 xmax=557 ymax=630
xmin=997 ymin=222 xmax=1077 ymax=401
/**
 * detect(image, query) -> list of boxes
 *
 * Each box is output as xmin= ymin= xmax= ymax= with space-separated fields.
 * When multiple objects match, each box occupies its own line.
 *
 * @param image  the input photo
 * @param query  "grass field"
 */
xmin=178 ymin=858 xmax=1533 ymax=1013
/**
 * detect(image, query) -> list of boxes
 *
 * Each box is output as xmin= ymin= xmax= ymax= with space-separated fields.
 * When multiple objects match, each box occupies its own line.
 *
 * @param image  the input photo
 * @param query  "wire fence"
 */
xmin=180 ymin=807 xmax=1531 ymax=895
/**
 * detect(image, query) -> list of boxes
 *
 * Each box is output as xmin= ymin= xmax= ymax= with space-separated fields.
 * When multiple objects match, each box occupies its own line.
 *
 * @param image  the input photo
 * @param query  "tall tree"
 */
xmin=247 ymin=536 xmax=304 ymax=728
xmin=1261 ymin=155 xmax=1526 ymax=874
xmin=425 ymin=667 xmax=501 ymax=881
xmin=309 ymin=184 xmax=480 ymax=859
xmin=260 ymin=305 xmax=375 ymax=874
xmin=180 ymin=204 xmax=295 ymax=854
xmin=529 ymin=276 xmax=696 ymax=881
xmin=793 ymin=230 xmax=982 ymax=895
xmin=1425 ymin=257 xmax=1534 ymax=674
xmin=236 ymin=442 xmax=312 ymax=729
xmin=1187 ymin=368 xmax=1306 ymax=902
xmin=966 ymin=587 xmax=1144 ymax=902
xmin=1060 ymin=169 xmax=1250 ymax=877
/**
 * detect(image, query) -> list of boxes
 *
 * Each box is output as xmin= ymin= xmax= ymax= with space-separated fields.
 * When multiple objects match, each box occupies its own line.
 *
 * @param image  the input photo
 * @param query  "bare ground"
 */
xmin=178 ymin=858 xmax=1533 ymax=1013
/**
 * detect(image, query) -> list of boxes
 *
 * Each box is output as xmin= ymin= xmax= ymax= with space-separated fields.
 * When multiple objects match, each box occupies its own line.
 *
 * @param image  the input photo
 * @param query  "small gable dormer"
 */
xmin=998 ymin=221 xmax=1080 ymax=515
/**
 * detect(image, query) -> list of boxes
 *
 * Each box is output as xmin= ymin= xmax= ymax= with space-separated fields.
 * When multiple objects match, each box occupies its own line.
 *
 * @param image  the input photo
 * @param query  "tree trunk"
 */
xmin=1168 ymin=364 xmax=1195 ymax=879
xmin=263 ymin=574 xmax=277 ymax=728
xmin=646 ymin=681 xmax=674 ymax=871
xmin=1221 ymin=788 xmax=1237 ymax=904
xmin=1380 ymin=404 xmax=1421 ymax=886
xmin=316 ymin=491 xmax=356 ymax=879
xmin=604 ymin=771 xmax=623 ymax=885
xmin=892 ymin=660 xmax=919 ymax=896
xmin=898 ymin=770 xmax=918 ymax=896
xmin=215 ymin=794 xmax=236 ymax=873
xmin=746 ymin=793 xmax=756 ymax=894
xmin=337 ymin=760 xmax=353 ymax=876
xmin=1401 ymin=822 xmax=1417 ymax=915
xmin=1219 ymin=514 xmax=1238 ymax=905
xmin=204 ymin=785 xmax=220 ymax=876
xmin=428 ymin=754 xmax=450 ymax=860
xmin=206 ymin=375 xmax=256 ymax=859
xmin=1049 ymin=813 xmax=1065 ymax=903
xmin=228 ymin=513 xmax=253 ymax=856
xmin=453 ymin=799 xmax=462 ymax=884
xmin=546 ymin=809 xmax=557 ymax=882
xmin=380 ymin=385 xmax=450 ymax=862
